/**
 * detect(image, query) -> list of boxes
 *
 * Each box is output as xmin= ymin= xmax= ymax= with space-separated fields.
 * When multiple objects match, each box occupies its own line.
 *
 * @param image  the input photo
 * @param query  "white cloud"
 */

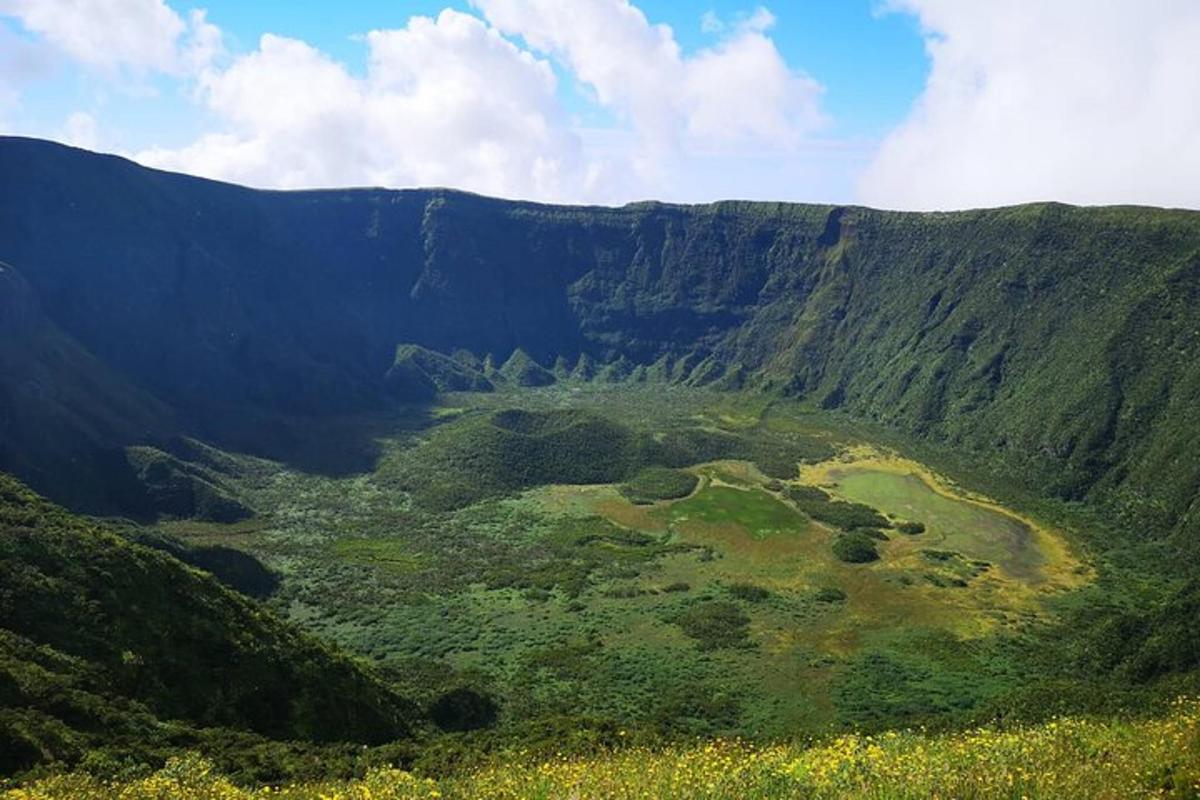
xmin=0 ymin=0 xmax=220 ymax=75
xmin=60 ymin=110 xmax=99 ymax=149
xmin=473 ymin=0 xmax=823 ymax=152
xmin=182 ymin=9 xmax=223 ymax=77
xmin=739 ymin=7 xmax=777 ymax=34
xmin=468 ymin=0 xmax=826 ymax=194
xmin=860 ymin=0 xmax=1200 ymax=210
xmin=0 ymin=18 xmax=57 ymax=122
xmin=684 ymin=21 xmax=821 ymax=148
xmin=135 ymin=2 xmax=829 ymax=203
xmin=701 ymin=7 xmax=774 ymax=37
xmin=138 ymin=10 xmax=600 ymax=200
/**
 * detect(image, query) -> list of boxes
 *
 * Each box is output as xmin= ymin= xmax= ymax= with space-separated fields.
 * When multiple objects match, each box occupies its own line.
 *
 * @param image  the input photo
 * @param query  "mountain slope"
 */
xmin=0 ymin=473 xmax=419 ymax=772
xmin=1 ymin=136 xmax=1198 ymax=545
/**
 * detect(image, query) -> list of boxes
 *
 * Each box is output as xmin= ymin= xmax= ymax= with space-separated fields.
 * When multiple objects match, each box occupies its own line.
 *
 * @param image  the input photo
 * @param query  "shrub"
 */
xmin=428 ymin=687 xmax=498 ymax=732
xmin=814 ymin=587 xmax=847 ymax=603
xmin=785 ymin=485 xmax=892 ymax=531
xmin=603 ymin=585 xmax=645 ymax=599
xmin=673 ymin=601 xmax=752 ymax=650
xmin=728 ymin=582 xmax=771 ymax=602
xmin=618 ymin=468 xmax=699 ymax=504
xmin=897 ymin=521 xmax=926 ymax=535
xmin=832 ymin=533 xmax=880 ymax=563
xmin=924 ymin=572 xmax=968 ymax=588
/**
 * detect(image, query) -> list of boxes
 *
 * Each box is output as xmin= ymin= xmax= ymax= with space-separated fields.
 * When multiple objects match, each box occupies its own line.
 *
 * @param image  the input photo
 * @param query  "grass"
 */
xmin=801 ymin=449 xmax=1088 ymax=587
xmin=333 ymin=538 xmax=427 ymax=574
xmin=9 ymin=698 xmax=1200 ymax=798
xmin=659 ymin=485 xmax=807 ymax=539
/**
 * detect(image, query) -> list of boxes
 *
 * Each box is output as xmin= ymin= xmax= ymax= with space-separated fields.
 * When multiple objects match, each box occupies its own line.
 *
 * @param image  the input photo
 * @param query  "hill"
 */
xmin=1 ymin=137 xmax=1198 ymax=550
xmin=0 ymin=474 xmax=420 ymax=775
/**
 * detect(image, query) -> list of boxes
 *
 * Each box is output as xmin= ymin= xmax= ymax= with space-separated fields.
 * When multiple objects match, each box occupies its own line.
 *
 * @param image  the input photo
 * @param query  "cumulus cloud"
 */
xmin=0 ymin=0 xmax=220 ymax=75
xmin=60 ymin=110 xmax=99 ymax=149
xmin=473 ymin=0 xmax=823 ymax=151
xmin=134 ymin=1 xmax=827 ymax=202
xmin=138 ymin=10 xmax=596 ymax=200
xmin=860 ymin=0 xmax=1200 ymax=210
xmin=0 ymin=20 xmax=55 ymax=121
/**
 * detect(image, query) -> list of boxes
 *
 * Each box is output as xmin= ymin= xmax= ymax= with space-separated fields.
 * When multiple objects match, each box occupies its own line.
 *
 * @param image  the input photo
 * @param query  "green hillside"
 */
xmin=0 ymin=474 xmax=420 ymax=776
xmin=1 ymin=138 xmax=1198 ymax=552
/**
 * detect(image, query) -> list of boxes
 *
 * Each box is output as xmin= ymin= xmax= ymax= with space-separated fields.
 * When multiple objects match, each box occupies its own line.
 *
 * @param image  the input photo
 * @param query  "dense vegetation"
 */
xmin=8 ymin=698 xmax=1200 ymax=798
xmin=0 ymin=475 xmax=420 ymax=777
xmin=618 ymin=468 xmax=699 ymax=504
xmin=384 ymin=406 xmax=829 ymax=510
xmin=784 ymin=485 xmax=893 ymax=531
xmin=831 ymin=532 xmax=881 ymax=563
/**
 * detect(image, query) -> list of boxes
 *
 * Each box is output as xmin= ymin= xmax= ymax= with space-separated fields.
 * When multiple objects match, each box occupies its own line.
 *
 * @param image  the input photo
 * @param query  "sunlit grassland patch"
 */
xmin=153 ymin=515 xmax=274 ymax=545
xmin=332 ymin=537 xmax=427 ymax=574
xmin=567 ymin=457 xmax=1063 ymax=645
xmin=799 ymin=446 xmax=1091 ymax=592
xmin=658 ymin=484 xmax=807 ymax=540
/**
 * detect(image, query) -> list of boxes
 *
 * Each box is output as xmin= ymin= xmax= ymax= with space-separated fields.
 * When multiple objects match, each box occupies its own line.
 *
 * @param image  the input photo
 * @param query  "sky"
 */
xmin=1 ymin=0 xmax=1198 ymax=210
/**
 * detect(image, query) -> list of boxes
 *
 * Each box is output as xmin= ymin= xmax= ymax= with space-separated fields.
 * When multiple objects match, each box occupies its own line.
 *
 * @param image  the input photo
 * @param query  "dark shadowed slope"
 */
xmin=1 ymin=136 xmax=1198 ymax=545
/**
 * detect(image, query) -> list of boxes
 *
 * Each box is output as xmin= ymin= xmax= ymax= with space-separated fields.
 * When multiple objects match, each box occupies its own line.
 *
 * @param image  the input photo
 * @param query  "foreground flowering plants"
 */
xmin=7 ymin=698 xmax=1200 ymax=800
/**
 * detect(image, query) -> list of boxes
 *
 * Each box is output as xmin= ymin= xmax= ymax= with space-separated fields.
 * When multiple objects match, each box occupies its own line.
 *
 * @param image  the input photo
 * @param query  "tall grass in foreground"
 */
xmin=8 ymin=698 xmax=1200 ymax=799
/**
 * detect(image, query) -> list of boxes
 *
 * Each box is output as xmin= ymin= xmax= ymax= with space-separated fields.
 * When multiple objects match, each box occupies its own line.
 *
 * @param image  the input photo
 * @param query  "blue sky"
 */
xmin=190 ymin=1 xmax=927 ymax=135
xmin=2 ymin=1 xmax=1198 ymax=209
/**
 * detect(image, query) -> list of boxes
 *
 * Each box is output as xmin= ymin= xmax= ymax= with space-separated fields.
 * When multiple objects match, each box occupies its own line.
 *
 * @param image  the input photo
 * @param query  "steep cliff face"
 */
xmin=1 ymin=136 xmax=1198 ymax=543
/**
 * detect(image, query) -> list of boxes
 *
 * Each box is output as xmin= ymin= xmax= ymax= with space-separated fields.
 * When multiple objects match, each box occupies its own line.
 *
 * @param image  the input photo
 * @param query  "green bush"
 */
xmin=728 ymin=582 xmax=771 ymax=602
xmin=897 ymin=521 xmax=926 ymax=535
xmin=814 ymin=587 xmax=847 ymax=603
xmin=785 ymin=485 xmax=892 ymax=531
xmin=673 ymin=601 xmax=752 ymax=650
xmin=393 ymin=409 xmax=653 ymax=510
xmin=428 ymin=687 xmax=498 ymax=732
xmin=832 ymin=533 xmax=881 ymax=563
xmin=618 ymin=468 xmax=699 ymax=504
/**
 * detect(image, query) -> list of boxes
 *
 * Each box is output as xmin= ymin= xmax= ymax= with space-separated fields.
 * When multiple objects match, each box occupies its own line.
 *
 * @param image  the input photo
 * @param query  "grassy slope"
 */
xmin=9 ymin=698 xmax=1200 ymax=798
xmin=0 ymin=474 xmax=421 ymax=774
